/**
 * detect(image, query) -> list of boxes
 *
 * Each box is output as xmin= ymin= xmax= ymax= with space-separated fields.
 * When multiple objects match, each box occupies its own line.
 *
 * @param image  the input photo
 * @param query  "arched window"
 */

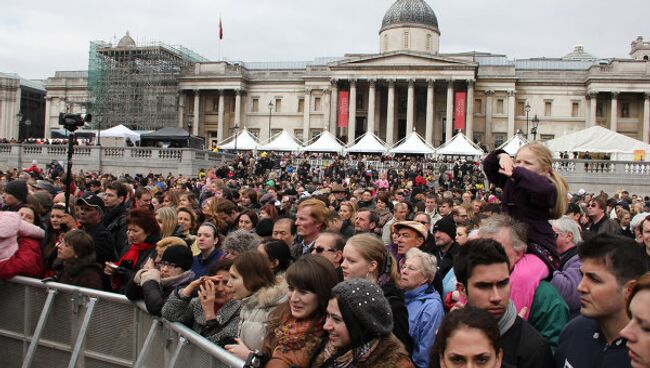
xmin=403 ymin=30 xmax=409 ymax=48
xmin=426 ymin=34 xmax=432 ymax=51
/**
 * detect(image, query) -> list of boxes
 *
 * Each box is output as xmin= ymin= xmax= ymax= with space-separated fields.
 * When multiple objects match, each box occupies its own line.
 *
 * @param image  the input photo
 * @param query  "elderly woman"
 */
xmin=399 ymin=248 xmax=444 ymax=368
xmin=222 ymin=229 xmax=262 ymax=260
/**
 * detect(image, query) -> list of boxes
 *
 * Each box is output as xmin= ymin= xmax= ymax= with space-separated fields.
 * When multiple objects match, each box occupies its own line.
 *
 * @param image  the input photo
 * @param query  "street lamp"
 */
xmin=24 ymin=120 xmax=31 ymax=141
xmin=187 ymin=121 xmax=192 ymax=148
xmin=524 ymin=102 xmax=531 ymax=139
xmin=531 ymin=115 xmax=540 ymax=141
xmin=16 ymin=112 xmax=23 ymax=141
xmin=233 ymin=124 xmax=240 ymax=151
xmin=268 ymin=100 xmax=274 ymax=140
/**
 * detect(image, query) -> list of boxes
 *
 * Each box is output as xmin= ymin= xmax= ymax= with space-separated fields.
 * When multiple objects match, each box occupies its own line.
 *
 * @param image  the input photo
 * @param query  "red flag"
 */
xmin=219 ymin=17 xmax=224 ymax=40
xmin=454 ymin=91 xmax=467 ymax=131
xmin=338 ymin=91 xmax=349 ymax=128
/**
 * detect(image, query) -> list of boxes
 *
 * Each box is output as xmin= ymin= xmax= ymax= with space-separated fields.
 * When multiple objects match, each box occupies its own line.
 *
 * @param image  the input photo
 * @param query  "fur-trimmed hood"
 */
xmin=241 ymin=278 xmax=288 ymax=310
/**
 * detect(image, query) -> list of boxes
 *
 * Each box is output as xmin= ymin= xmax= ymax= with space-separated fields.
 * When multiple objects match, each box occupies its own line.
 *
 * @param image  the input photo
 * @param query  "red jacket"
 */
xmin=0 ymin=237 xmax=43 ymax=280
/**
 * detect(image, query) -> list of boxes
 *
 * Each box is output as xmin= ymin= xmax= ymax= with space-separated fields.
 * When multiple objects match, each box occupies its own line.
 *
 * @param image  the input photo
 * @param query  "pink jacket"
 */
xmin=0 ymin=212 xmax=45 ymax=262
xmin=510 ymin=254 xmax=549 ymax=320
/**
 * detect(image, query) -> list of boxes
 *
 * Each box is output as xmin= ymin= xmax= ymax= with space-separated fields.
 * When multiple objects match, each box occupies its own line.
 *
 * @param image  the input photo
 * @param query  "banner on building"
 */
xmin=454 ymin=91 xmax=467 ymax=131
xmin=633 ymin=149 xmax=645 ymax=161
xmin=338 ymin=91 xmax=349 ymax=128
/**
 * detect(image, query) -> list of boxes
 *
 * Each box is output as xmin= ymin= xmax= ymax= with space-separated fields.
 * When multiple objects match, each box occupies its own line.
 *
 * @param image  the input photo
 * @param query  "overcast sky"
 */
xmin=2 ymin=0 xmax=648 ymax=80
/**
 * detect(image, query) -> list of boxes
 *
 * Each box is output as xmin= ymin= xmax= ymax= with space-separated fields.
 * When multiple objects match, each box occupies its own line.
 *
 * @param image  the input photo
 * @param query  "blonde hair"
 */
xmin=156 ymin=206 xmax=178 ymax=238
xmin=346 ymin=233 xmax=399 ymax=285
xmin=517 ymin=143 xmax=568 ymax=219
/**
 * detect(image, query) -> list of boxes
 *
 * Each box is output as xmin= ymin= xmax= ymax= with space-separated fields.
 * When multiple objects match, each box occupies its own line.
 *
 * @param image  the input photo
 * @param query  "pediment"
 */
xmin=332 ymin=52 xmax=476 ymax=69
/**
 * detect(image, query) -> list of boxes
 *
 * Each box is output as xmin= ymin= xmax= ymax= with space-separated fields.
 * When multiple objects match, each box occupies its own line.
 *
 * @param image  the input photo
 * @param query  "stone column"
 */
xmin=445 ymin=80 xmax=454 ymax=142
xmin=193 ymin=90 xmax=200 ymax=136
xmin=348 ymin=79 xmax=357 ymax=143
xmin=234 ymin=89 xmax=242 ymax=129
xmin=217 ymin=91 xmax=225 ymax=142
xmin=303 ymin=87 xmax=311 ymax=140
xmin=330 ymin=79 xmax=338 ymax=134
xmin=641 ymin=92 xmax=650 ymax=143
xmin=507 ymin=90 xmax=516 ymax=137
xmin=367 ymin=79 xmax=376 ymax=135
xmin=386 ymin=79 xmax=396 ymax=145
xmin=425 ymin=79 xmax=435 ymax=144
xmin=0 ymin=99 xmax=7 ymax=139
xmin=177 ymin=92 xmax=184 ymax=128
xmin=466 ymin=81 xmax=475 ymax=140
xmin=323 ymin=87 xmax=331 ymax=131
xmin=610 ymin=91 xmax=619 ymax=132
xmin=589 ymin=92 xmax=598 ymax=127
xmin=485 ymin=90 xmax=495 ymax=147
xmin=44 ymin=96 xmax=52 ymax=139
xmin=406 ymin=79 xmax=415 ymax=134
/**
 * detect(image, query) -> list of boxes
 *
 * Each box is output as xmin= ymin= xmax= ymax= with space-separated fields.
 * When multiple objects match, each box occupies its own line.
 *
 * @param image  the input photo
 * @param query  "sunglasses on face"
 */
xmin=312 ymin=246 xmax=336 ymax=254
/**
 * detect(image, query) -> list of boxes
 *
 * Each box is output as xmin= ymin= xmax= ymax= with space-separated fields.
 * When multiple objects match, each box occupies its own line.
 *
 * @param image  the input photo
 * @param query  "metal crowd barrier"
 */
xmin=0 ymin=276 xmax=245 ymax=368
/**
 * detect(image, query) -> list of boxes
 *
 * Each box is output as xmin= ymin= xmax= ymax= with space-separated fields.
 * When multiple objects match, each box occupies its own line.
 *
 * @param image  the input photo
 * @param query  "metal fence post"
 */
xmin=133 ymin=320 xmax=161 ymax=368
xmin=67 ymin=297 xmax=97 ymax=368
xmin=167 ymin=336 xmax=188 ymax=368
xmin=21 ymin=288 xmax=58 ymax=368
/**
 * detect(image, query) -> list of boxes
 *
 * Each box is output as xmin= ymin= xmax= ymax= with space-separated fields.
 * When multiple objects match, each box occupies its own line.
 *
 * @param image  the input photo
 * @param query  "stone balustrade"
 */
xmin=0 ymin=144 xmax=234 ymax=176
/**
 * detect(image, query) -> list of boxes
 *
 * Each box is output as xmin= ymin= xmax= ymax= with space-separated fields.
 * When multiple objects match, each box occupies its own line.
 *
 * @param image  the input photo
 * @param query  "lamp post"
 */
xmin=268 ymin=100 xmax=274 ymax=140
xmin=531 ymin=115 xmax=540 ymax=141
xmin=187 ymin=121 xmax=192 ymax=148
xmin=25 ymin=120 xmax=31 ymax=140
xmin=524 ymin=102 xmax=531 ymax=139
xmin=233 ymin=124 xmax=240 ymax=151
xmin=16 ymin=112 xmax=23 ymax=141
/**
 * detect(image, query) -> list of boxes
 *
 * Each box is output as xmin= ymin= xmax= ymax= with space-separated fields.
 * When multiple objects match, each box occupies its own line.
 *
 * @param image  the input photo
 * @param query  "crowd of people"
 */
xmin=1 ymin=141 xmax=650 ymax=368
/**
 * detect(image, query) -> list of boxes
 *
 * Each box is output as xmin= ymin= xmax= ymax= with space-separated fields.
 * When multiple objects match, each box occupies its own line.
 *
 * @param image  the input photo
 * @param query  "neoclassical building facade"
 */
xmin=39 ymin=0 xmax=650 ymax=149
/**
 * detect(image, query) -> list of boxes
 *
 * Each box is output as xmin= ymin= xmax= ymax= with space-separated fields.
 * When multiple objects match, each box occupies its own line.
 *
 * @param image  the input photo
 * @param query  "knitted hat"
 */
xmin=4 ymin=180 xmax=28 ymax=204
xmin=332 ymin=278 xmax=393 ymax=337
xmin=432 ymin=217 xmax=456 ymax=239
xmin=160 ymin=245 xmax=193 ymax=271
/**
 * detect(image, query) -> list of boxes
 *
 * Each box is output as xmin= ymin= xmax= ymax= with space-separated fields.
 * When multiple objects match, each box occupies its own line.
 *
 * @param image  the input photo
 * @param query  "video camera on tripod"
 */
xmin=58 ymin=112 xmax=92 ymax=132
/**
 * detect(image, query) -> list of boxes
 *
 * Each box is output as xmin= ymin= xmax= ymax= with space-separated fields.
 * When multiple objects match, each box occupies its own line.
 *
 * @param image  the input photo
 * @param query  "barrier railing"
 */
xmin=0 ymin=276 xmax=245 ymax=368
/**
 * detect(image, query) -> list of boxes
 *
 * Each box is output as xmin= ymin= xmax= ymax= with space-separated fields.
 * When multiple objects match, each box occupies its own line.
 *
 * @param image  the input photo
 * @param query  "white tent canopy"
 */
xmin=345 ymin=132 xmax=388 ymax=154
xmin=98 ymin=124 xmax=140 ymax=141
xmin=258 ymin=130 xmax=303 ymax=151
xmin=435 ymin=133 xmax=485 ymax=156
xmin=389 ymin=132 xmax=435 ymax=155
xmin=302 ymin=131 xmax=345 ymax=152
xmin=544 ymin=125 xmax=650 ymax=160
xmin=498 ymin=134 xmax=529 ymax=156
xmin=219 ymin=128 xmax=259 ymax=150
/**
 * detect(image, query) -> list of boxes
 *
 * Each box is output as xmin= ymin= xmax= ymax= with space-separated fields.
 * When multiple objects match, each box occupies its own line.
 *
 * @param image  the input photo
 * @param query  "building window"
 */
xmin=403 ymin=30 xmax=409 ymax=48
xmin=310 ymin=129 xmax=321 ymax=140
xmin=621 ymin=102 xmax=630 ymax=118
xmin=271 ymin=129 xmax=282 ymax=137
xmin=496 ymin=99 xmax=504 ymax=114
xmin=249 ymin=129 xmax=260 ymax=139
xmin=472 ymin=133 xmax=483 ymax=144
xmin=251 ymin=98 xmax=259 ymax=113
xmin=571 ymin=102 xmax=580 ymax=117
xmin=275 ymin=98 xmax=282 ymax=113
xmin=298 ymin=98 xmax=304 ymax=113
xmin=474 ymin=99 xmax=482 ymax=114
xmin=495 ymin=134 xmax=505 ymax=147
xmin=314 ymin=97 xmax=321 ymax=112
xmin=516 ymin=100 xmax=525 ymax=116
xmin=294 ymin=129 xmax=303 ymax=141
xmin=356 ymin=93 xmax=363 ymax=109
xmin=596 ymin=102 xmax=603 ymax=117
xmin=426 ymin=34 xmax=432 ymax=51
xmin=544 ymin=101 xmax=552 ymax=116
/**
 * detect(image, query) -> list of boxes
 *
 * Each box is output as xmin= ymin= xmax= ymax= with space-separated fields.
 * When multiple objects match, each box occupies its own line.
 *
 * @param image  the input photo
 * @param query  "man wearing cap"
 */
xmin=392 ymin=221 xmax=427 ymax=266
xmin=432 ymin=217 xmax=459 ymax=281
xmin=74 ymin=194 xmax=117 ymax=282
xmin=31 ymin=180 xmax=57 ymax=196
xmin=1 ymin=179 xmax=28 ymax=212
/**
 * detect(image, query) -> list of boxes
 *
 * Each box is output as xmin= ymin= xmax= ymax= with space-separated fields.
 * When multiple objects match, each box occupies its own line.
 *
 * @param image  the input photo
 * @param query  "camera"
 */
xmin=58 ymin=113 xmax=92 ymax=131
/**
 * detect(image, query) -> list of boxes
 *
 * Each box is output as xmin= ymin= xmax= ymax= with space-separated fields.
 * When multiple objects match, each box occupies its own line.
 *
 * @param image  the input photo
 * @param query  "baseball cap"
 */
xmin=77 ymin=193 xmax=105 ymax=212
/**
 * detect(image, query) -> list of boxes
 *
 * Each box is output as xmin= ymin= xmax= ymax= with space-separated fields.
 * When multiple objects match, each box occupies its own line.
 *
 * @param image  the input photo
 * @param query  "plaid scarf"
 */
xmin=322 ymin=339 xmax=379 ymax=368
xmin=275 ymin=315 xmax=324 ymax=351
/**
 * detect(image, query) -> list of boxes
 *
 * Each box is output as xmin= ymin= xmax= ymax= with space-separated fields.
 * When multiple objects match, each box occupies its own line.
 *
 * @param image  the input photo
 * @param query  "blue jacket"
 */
xmin=191 ymin=249 xmax=223 ymax=279
xmin=404 ymin=283 xmax=444 ymax=368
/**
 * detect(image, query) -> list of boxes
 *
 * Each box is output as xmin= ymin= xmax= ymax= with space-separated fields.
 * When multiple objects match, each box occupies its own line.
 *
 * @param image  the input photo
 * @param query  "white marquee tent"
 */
xmin=345 ymin=132 xmax=388 ymax=154
xmin=389 ymin=132 xmax=435 ymax=155
xmin=97 ymin=124 xmax=140 ymax=146
xmin=544 ymin=125 xmax=650 ymax=160
xmin=302 ymin=131 xmax=345 ymax=152
xmin=435 ymin=133 xmax=485 ymax=157
xmin=219 ymin=128 xmax=259 ymax=150
xmin=498 ymin=134 xmax=529 ymax=156
xmin=258 ymin=130 xmax=303 ymax=151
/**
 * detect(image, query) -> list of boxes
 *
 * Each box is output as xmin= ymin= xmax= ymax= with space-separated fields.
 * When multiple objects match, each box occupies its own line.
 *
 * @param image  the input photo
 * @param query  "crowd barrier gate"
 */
xmin=0 ymin=276 xmax=245 ymax=368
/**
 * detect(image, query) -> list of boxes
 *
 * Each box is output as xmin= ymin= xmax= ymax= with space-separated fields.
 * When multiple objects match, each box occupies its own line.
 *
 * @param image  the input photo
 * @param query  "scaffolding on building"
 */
xmin=87 ymin=36 xmax=207 ymax=131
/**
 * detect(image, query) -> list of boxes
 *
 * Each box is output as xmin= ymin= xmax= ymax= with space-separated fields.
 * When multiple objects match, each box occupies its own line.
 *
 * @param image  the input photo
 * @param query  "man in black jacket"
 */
xmin=102 ymin=182 xmax=129 ymax=255
xmin=454 ymin=238 xmax=553 ymax=368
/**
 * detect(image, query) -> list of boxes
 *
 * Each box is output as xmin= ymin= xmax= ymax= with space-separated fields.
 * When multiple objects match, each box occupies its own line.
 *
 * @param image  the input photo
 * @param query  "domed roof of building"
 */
xmin=380 ymin=0 xmax=439 ymax=33
xmin=562 ymin=45 xmax=596 ymax=60
xmin=117 ymin=31 xmax=136 ymax=47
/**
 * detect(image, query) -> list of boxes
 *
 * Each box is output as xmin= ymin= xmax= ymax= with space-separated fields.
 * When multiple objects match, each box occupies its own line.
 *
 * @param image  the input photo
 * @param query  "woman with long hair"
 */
xmin=224 ymin=251 xmax=287 ymax=360
xmin=340 ymin=233 xmax=413 ymax=353
xmin=237 ymin=210 xmax=259 ymax=232
xmin=41 ymin=202 xmax=69 ymax=276
xmin=257 ymin=239 xmax=293 ymax=276
xmin=309 ymin=278 xmax=414 ymax=368
xmin=155 ymin=207 xmax=180 ymax=238
xmin=262 ymin=255 xmax=339 ymax=367
xmin=52 ymin=229 xmax=103 ymax=289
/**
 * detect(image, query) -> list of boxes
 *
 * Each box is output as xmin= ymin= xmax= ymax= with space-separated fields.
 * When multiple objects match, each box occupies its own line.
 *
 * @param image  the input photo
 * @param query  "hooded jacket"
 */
xmin=238 ymin=280 xmax=288 ymax=351
xmin=404 ymin=284 xmax=444 ymax=368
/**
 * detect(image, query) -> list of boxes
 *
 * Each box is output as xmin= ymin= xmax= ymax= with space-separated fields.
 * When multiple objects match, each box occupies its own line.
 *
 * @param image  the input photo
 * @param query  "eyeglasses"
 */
xmin=312 ymin=246 xmax=336 ymax=254
xmin=159 ymin=261 xmax=179 ymax=268
xmin=417 ymin=221 xmax=429 ymax=226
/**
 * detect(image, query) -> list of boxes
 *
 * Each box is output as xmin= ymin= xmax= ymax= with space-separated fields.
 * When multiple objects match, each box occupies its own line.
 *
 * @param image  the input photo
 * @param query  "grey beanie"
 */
xmin=222 ymin=229 xmax=261 ymax=255
xmin=332 ymin=278 xmax=393 ymax=337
